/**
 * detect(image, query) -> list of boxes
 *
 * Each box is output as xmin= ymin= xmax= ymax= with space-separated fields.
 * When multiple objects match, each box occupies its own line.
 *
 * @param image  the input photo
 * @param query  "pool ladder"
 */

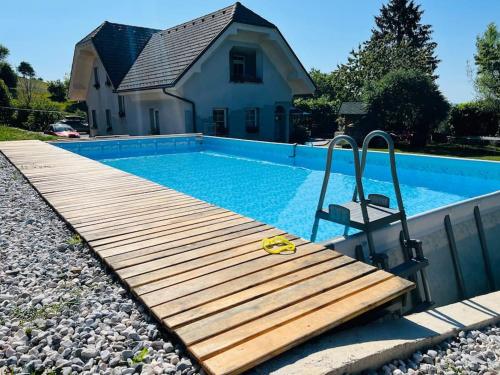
xmin=311 ymin=130 xmax=432 ymax=307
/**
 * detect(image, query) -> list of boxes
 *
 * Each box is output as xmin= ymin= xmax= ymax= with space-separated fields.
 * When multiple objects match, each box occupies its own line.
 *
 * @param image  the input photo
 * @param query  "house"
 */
xmin=68 ymin=2 xmax=315 ymax=142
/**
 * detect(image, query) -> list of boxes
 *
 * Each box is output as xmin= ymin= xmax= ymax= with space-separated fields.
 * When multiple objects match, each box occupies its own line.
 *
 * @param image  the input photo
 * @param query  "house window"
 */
xmin=213 ymin=108 xmax=227 ymax=135
xmin=105 ymin=75 xmax=111 ymax=87
xmin=105 ymin=109 xmax=112 ymax=132
xmin=93 ymin=67 xmax=100 ymax=89
xmin=230 ymin=47 xmax=259 ymax=83
xmin=91 ymin=110 xmax=98 ymax=129
xmin=149 ymin=108 xmax=160 ymax=135
xmin=245 ymin=108 xmax=259 ymax=133
xmin=231 ymin=55 xmax=245 ymax=81
xmin=118 ymin=95 xmax=126 ymax=117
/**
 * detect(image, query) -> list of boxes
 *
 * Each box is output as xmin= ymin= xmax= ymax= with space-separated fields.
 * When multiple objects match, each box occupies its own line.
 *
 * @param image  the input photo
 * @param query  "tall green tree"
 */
xmin=17 ymin=61 xmax=36 ymax=107
xmin=335 ymin=0 xmax=439 ymax=96
xmin=17 ymin=61 xmax=35 ymax=78
xmin=371 ymin=0 xmax=438 ymax=74
xmin=474 ymin=23 xmax=500 ymax=107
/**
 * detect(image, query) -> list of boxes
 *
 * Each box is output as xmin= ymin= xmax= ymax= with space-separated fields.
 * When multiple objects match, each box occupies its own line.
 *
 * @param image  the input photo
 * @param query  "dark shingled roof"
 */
xmin=77 ymin=22 xmax=160 ymax=88
xmin=338 ymin=102 xmax=368 ymax=115
xmin=117 ymin=2 xmax=276 ymax=91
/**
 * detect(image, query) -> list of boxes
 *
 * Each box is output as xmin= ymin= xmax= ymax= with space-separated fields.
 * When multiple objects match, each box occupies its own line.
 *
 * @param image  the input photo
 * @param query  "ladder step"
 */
xmin=390 ymin=258 xmax=429 ymax=278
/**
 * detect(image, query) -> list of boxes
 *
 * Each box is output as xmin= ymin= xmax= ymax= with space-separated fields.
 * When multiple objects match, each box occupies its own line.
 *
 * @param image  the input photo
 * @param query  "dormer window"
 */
xmin=230 ymin=47 xmax=261 ymax=83
xmin=232 ymin=55 xmax=245 ymax=81
xmin=93 ymin=67 xmax=100 ymax=89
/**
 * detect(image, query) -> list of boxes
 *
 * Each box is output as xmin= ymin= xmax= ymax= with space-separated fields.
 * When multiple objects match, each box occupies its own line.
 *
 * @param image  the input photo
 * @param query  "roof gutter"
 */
xmin=162 ymin=88 xmax=197 ymax=133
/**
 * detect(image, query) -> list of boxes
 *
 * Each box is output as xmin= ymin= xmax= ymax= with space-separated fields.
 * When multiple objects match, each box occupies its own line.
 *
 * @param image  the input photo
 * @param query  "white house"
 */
xmin=69 ymin=2 xmax=315 ymax=142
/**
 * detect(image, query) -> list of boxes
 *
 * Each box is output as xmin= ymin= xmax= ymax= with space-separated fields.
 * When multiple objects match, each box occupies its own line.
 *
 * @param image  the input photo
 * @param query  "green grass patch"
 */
xmin=67 ymin=234 xmax=82 ymax=246
xmin=131 ymin=348 xmax=149 ymax=364
xmin=10 ymin=287 xmax=82 ymax=326
xmin=371 ymin=142 xmax=500 ymax=161
xmin=0 ymin=125 xmax=57 ymax=141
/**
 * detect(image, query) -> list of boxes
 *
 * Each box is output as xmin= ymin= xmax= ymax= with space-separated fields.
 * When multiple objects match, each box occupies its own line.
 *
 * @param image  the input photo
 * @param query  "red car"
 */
xmin=45 ymin=123 xmax=80 ymax=138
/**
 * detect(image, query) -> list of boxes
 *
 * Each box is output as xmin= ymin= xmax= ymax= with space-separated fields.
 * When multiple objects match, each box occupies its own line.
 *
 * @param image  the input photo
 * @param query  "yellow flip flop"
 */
xmin=262 ymin=236 xmax=296 ymax=255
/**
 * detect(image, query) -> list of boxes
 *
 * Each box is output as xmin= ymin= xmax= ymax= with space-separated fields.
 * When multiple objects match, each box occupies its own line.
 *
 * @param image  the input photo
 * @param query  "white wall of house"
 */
xmin=85 ymin=57 xmax=129 ymax=136
xmin=84 ymin=25 xmax=308 ymax=140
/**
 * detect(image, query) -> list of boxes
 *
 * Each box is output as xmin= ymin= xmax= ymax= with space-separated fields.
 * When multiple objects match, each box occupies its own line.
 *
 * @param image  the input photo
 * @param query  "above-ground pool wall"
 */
xmin=329 ymin=191 xmax=500 ymax=309
xmin=53 ymin=134 xmax=203 ymax=160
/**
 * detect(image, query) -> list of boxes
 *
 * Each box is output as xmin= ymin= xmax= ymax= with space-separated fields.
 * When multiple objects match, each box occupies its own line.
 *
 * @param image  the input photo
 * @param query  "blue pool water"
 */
xmin=56 ymin=136 xmax=500 ymax=242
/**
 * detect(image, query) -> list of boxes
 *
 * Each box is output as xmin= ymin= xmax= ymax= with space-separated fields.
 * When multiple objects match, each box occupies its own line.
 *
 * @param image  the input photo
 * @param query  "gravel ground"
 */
xmin=373 ymin=325 xmax=499 ymax=375
xmin=0 ymin=154 xmax=200 ymax=374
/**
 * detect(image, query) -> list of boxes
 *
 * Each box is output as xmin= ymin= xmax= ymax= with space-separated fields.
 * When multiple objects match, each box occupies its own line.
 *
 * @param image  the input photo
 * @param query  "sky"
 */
xmin=1 ymin=0 xmax=499 ymax=103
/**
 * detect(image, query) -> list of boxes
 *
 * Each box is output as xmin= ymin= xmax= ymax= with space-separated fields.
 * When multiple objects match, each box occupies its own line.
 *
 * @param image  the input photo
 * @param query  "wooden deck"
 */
xmin=0 ymin=140 xmax=414 ymax=375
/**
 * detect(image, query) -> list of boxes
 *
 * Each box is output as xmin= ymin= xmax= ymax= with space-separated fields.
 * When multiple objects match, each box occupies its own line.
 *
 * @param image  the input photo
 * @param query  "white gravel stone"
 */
xmin=0 ymin=154 xmax=198 ymax=374
xmin=376 ymin=324 xmax=499 ymax=374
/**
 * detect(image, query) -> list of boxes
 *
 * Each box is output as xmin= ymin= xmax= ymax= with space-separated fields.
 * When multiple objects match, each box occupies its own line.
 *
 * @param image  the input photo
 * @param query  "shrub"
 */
xmin=0 ymin=79 xmax=11 ymax=123
xmin=294 ymin=95 xmax=337 ymax=138
xmin=362 ymin=69 xmax=450 ymax=147
xmin=449 ymin=101 xmax=499 ymax=137
xmin=0 ymin=62 xmax=17 ymax=91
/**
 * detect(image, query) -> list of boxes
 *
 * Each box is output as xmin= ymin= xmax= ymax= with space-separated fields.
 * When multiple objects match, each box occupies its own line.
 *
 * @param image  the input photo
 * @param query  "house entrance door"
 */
xmin=274 ymin=105 xmax=286 ymax=142
xmin=149 ymin=108 xmax=160 ymax=135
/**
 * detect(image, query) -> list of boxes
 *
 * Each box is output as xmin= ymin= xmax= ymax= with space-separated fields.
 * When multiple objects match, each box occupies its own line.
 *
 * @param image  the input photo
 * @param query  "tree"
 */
xmin=17 ymin=61 xmax=36 ymax=107
xmin=0 ymin=44 xmax=8 ymax=61
xmin=17 ymin=61 xmax=35 ymax=78
xmin=47 ymin=79 xmax=67 ymax=102
xmin=474 ymin=23 xmax=500 ymax=107
xmin=0 ymin=44 xmax=17 ymax=90
xmin=0 ymin=62 xmax=17 ymax=89
xmin=371 ymin=0 xmax=439 ymax=75
xmin=0 ymin=79 xmax=11 ymax=123
xmin=334 ymin=0 xmax=439 ymax=98
xmin=362 ymin=69 xmax=450 ymax=147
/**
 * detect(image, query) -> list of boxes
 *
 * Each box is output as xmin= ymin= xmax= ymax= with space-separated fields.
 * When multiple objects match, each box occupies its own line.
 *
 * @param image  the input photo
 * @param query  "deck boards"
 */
xmin=0 ymin=140 xmax=414 ymax=375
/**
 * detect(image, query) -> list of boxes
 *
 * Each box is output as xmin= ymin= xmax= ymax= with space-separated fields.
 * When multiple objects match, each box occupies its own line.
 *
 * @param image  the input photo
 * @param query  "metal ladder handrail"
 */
xmin=353 ymin=130 xmax=410 ymax=242
xmin=311 ymin=135 xmax=369 ymax=242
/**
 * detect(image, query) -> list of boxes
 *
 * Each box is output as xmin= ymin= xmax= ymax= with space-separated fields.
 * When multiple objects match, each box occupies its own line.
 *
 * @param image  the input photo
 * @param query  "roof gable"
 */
xmin=78 ymin=22 xmax=160 ymax=88
xmin=118 ymin=2 xmax=276 ymax=91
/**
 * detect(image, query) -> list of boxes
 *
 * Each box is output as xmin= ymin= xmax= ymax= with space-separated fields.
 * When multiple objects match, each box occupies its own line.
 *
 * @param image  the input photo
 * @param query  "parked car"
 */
xmin=44 ymin=124 xmax=80 ymax=138
xmin=60 ymin=116 xmax=89 ymax=133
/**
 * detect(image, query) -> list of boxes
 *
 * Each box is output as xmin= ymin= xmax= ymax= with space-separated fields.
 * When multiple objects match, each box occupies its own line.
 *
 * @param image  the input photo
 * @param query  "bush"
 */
xmin=294 ymin=95 xmax=337 ymax=138
xmin=0 ymin=79 xmax=11 ymax=123
xmin=362 ymin=69 xmax=450 ymax=147
xmin=0 ymin=62 xmax=17 ymax=91
xmin=47 ymin=79 xmax=67 ymax=102
xmin=449 ymin=102 xmax=499 ymax=137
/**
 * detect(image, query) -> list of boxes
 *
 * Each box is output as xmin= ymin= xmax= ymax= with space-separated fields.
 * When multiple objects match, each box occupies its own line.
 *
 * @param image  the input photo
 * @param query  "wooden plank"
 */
xmin=119 ymin=235 xmax=304 ymax=284
xmin=94 ymin=217 xmax=254 ymax=253
xmin=148 ymin=245 xmax=337 ymax=319
xmin=98 ymin=221 xmax=265 ymax=259
xmin=105 ymin=223 xmax=273 ymax=267
xmin=176 ymin=260 xmax=373 ymax=345
xmin=72 ymin=201 xmax=209 ymax=227
xmin=85 ymin=210 xmax=233 ymax=244
xmin=201 ymin=276 xmax=413 ymax=375
xmin=164 ymin=256 xmax=354 ymax=330
xmin=189 ymin=270 xmax=392 ymax=359
xmin=81 ymin=206 xmax=225 ymax=240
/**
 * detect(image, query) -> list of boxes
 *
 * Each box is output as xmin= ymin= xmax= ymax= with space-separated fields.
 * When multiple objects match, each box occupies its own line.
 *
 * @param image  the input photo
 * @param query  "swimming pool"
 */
xmin=55 ymin=136 xmax=500 ymax=242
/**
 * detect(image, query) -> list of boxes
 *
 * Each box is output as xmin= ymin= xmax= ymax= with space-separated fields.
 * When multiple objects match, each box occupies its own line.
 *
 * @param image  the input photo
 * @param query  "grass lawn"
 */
xmin=372 ymin=142 xmax=500 ymax=162
xmin=0 ymin=125 xmax=58 ymax=142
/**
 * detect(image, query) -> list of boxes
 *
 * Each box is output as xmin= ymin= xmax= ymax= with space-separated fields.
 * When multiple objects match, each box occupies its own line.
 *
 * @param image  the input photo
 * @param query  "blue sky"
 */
xmin=1 ymin=0 xmax=499 ymax=103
